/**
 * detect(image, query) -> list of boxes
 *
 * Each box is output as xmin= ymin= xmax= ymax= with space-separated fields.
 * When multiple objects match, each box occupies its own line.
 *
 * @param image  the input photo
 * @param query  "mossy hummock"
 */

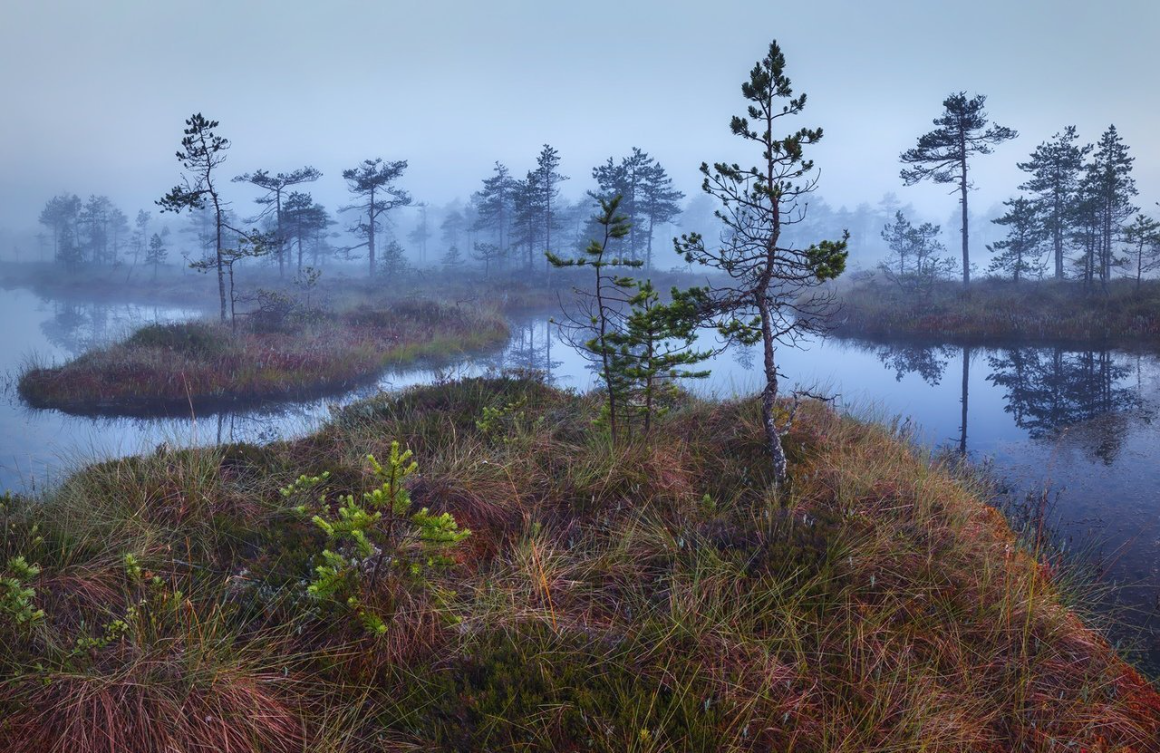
xmin=0 ymin=377 xmax=1156 ymax=751
xmin=17 ymin=300 xmax=508 ymax=416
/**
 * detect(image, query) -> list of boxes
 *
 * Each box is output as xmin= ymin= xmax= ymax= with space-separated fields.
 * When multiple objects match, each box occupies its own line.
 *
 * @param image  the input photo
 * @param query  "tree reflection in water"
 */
xmin=987 ymin=348 xmax=1145 ymax=464
xmin=868 ymin=341 xmax=1151 ymax=463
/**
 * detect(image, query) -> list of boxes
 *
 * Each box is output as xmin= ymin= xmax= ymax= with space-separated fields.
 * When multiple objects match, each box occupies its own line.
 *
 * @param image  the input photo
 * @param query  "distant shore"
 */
xmin=827 ymin=277 xmax=1160 ymax=346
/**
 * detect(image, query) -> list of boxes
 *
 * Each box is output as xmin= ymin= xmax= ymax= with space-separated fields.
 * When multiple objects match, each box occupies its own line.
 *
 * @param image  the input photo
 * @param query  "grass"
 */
xmin=829 ymin=276 xmax=1160 ymax=345
xmin=0 ymin=375 xmax=1156 ymax=751
xmin=16 ymin=300 xmax=509 ymax=416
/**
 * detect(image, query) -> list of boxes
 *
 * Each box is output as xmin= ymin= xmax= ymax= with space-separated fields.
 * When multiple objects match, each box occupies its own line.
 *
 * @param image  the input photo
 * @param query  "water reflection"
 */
xmin=5 ymin=290 xmax=1160 ymax=674
xmin=867 ymin=341 xmax=1151 ymax=464
xmin=987 ymin=349 xmax=1144 ymax=459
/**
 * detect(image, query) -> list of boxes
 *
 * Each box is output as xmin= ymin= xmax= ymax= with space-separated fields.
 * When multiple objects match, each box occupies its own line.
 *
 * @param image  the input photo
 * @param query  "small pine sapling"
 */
xmin=284 ymin=442 xmax=470 ymax=636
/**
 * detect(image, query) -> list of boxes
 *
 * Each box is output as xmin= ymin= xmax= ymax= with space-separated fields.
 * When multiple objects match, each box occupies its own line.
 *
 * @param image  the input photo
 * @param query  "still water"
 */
xmin=2 ymin=286 xmax=1158 ymax=672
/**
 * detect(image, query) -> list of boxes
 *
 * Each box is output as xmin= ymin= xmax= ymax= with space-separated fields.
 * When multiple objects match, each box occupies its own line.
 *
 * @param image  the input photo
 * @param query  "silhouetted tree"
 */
xmin=987 ymin=197 xmax=1044 ymax=282
xmin=590 ymin=148 xmax=652 ymax=262
xmin=157 ymin=113 xmax=237 ymax=321
xmin=1085 ymin=125 xmax=1137 ymax=288
xmin=440 ymin=207 xmax=465 ymax=254
xmin=879 ymin=210 xmax=950 ymax=294
xmin=511 ymin=171 xmax=543 ymax=272
xmin=1018 ymin=126 xmax=1090 ymax=280
xmin=407 ymin=202 xmax=431 ymax=266
xmin=472 ymin=241 xmax=502 ymax=278
xmin=900 ymin=93 xmax=1017 ymax=286
xmin=639 ymin=158 xmax=684 ymax=271
xmin=233 ymin=166 xmax=322 ymax=278
xmin=676 ymin=39 xmax=849 ymax=486
xmin=283 ymin=191 xmax=331 ymax=276
xmin=1123 ymin=213 xmax=1160 ymax=289
xmin=535 ymin=144 xmax=568 ymax=272
xmin=146 ymin=232 xmax=167 ymax=279
xmin=38 ymin=194 xmax=81 ymax=262
xmin=473 ymin=162 xmax=515 ymax=266
xmin=339 ymin=158 xmax=411 ymax=277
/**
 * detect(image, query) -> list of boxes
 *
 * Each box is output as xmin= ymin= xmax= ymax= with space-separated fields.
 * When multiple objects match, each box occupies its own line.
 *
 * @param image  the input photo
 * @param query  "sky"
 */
xmin=1 ymin=0 xmax=1158 ymax=251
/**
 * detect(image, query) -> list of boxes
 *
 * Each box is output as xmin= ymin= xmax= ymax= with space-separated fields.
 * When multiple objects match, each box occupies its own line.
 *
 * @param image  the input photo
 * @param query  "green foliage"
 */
xmin=987 ymin=196 xmax=1046 ymax=282
xmin=1 ymin=556 xmax=45 ymax=626
xmin=551 ymin=196 xmax=709 ymax=440
xmin=286 ymin=442 xmax=469 ymax=636
xmin=673 ymin=38 xmax=848 ymax=484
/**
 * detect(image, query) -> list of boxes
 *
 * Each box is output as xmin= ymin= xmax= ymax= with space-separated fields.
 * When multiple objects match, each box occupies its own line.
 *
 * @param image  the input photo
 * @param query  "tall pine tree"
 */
xmin=900 ymin=93 xmax=1017 ymax=286
xmin=1017 ymin=126 xmax=1090 ymax=280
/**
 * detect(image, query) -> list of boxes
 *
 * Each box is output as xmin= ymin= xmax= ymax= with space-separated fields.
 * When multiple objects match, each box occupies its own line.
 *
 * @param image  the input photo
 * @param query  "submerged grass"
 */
xmin=0 ymin=376 xmax=1157 ymax=751
xmin=16 ymin=300 xmax=508 ymax=415
xmin=830 ymin=277 xmax=1160 ymax=345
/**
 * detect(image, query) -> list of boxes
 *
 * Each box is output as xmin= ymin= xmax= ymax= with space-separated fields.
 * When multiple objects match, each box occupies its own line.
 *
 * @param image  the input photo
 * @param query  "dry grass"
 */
xmin=0 ymin=376 xmax=1156 ymax=751
xmin=16 ymin=300 xmax=508 ymax=416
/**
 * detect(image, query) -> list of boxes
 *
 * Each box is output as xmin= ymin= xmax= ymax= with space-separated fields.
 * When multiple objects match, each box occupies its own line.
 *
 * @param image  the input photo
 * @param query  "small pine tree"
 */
xmin=987 ymin=197 xmax=1044 ymax=282
xmin=145 ymin=232 xmax=168 ymax=279
xmin=620 ymin=280 xmax=711 ymax=433
xmin=550 ymin=196 xmax=709 ymax=440
xmin=284 ymin=442 xmax=469 ymax=636
xmin=441 ymin=244 xmax=463 ymax=270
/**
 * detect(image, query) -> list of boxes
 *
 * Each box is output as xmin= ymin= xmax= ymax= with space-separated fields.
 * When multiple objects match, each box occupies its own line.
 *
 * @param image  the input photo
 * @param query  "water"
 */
xmin=2 ymin=286 xmax=1159 ymax=672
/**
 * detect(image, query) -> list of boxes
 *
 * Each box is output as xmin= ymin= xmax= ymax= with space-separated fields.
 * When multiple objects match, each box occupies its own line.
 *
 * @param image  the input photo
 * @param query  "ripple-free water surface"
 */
xmin=2 ymin=287 xmax=1158 ymax=673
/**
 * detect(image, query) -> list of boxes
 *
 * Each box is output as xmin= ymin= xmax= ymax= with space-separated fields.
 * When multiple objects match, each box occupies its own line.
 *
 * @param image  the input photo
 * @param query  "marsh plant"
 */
xmin=283 ymin=441 xmax=470 ymax=636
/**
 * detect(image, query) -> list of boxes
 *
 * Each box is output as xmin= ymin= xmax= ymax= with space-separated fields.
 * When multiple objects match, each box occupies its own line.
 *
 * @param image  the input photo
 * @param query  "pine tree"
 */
xmin=145 ymin=232 xmax=168 ymax=279
xmin=547 ymin=196 xmax=637 ymax=442
xmin=879 ymin=211 xmax=950 ymax=294
xmin=157 ymin=113 xmax=238 ymax=322
xmin=535 ymin=144 xmax=568 ymax=273
xmin=339 ymin=158 xmax=411 ymax=277
xmin=440 ymin=207 xmax=465 ymax=254
xmin=900 ymin=93 xmax=1017 ymax=286
xmin=1017 ymin=126 xmax=1090 ymax=280
xmin=1123 ymin=213 xmax=1160 ymax=289
xmin=473 ymin=162 xmax=515 ymax=266
xmin=676 ymin=39 xmax=848 ymax=487
xmin=1085 ymin=125 xmax=1137 ymax=288
xmin=620 ymin=280 xmax=710 ymax=433
xmin=232 ymin=166 xmax=322 ymax=278
xmin=639 ymin=158 xmax=684 ymax=271
xmin=987 ymin=197 xmax=1044 ymax=282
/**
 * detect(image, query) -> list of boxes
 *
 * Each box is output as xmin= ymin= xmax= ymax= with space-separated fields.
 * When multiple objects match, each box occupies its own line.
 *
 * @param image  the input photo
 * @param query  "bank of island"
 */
xmin=17 ymin=299 xmax=508 ymax=416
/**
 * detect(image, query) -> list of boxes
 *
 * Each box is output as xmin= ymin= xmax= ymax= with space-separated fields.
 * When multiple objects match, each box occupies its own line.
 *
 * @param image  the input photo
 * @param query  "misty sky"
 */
xmin=2 ymin=0 xmax=1157 ymax=248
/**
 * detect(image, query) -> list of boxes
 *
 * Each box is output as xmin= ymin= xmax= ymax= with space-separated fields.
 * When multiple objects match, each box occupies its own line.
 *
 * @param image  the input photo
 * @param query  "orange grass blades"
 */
xmin=1 ymin=378 xmax=1157 ymax=750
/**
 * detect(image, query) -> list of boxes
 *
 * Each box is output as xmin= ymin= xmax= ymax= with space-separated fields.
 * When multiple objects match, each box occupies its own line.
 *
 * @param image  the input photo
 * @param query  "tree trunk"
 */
xmin=959 ymin=155 xmax=970 ymax=287
xmin=367 ymin=187 xmax=377 ymax=278
xmin=213 ymin=196 xmax=227 ymax=323
xmin=759 ymin=302 xmax=788 ymax=487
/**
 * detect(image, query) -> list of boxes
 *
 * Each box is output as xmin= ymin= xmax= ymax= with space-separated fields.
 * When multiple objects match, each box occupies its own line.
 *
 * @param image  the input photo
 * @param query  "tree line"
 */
xmin=887 ymin=94 xmax=1157 ymax=292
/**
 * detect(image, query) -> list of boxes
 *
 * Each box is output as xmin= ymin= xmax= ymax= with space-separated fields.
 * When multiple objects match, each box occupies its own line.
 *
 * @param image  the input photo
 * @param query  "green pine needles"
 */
xmin=549 ymin=195 xmax=710 ymax=443
xmin=284 ymin=441 xmax=470 ymax=636
xmin=0 ymin=556 xmax=45 ymax=627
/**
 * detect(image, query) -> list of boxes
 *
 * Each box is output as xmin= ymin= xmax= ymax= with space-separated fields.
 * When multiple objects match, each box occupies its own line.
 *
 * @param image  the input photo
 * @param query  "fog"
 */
xmin=2 ymin=0 xmax=1158 ymax=265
